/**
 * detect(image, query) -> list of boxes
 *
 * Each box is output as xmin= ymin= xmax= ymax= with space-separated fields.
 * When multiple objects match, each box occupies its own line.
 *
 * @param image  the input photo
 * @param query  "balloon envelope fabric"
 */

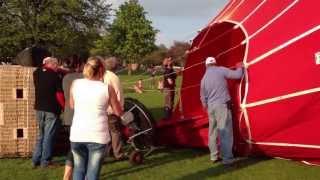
xmin=156 ymin=0 xmax=320 ymax=165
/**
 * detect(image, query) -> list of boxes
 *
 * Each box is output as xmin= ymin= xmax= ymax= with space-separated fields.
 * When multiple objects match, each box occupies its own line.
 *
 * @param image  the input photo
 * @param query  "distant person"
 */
xmin=62 ymin=60 xmax=84 ymax=180
xmin=200 ymin=57 xmax=243 ymax=165
xmin=157 ymin=79 xmax=164 ymax=91
xmin=162 ymin=57 xmax=177 ymax=119
xmin=103 ymin=57 xmax=126 ymax=160
xmin=133 ymin=79 xmax=143 ymax=94
xmin=148 ymin=65 xmax=156 ymax=89
xmin=69 ymin=56 xmax=123 ymax=180
xmin=63 ymin=60 xmax=84 ymax=126
xmin=32 ymin=57 xmax=64 ymax=168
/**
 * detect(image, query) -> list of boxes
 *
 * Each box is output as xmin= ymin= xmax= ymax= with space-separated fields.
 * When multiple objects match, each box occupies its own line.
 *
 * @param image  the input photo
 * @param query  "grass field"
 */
xmin=1 ymin=149 xmax=320 ymax=180
xmin=0 ymin=72 xmax=319 ymax=180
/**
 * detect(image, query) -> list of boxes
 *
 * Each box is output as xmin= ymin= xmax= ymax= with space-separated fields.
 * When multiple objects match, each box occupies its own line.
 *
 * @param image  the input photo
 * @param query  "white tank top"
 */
xmin=70 ymin=78 xmax=110 ymax=144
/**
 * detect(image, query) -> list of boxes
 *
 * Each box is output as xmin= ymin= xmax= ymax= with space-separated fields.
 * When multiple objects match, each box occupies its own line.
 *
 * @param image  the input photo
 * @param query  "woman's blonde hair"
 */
xmin=83 ymin=56 xmax=105 ymax=79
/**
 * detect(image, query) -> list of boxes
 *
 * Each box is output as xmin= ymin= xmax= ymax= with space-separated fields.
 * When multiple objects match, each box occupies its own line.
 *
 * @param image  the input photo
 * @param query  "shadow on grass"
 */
xmin=101 ymin=148 xmax=208 ymax=179
xmin=149 ymin=107 xmax=164 ymax=121
xmin=177 ymin=156 xmax=271 ymax=180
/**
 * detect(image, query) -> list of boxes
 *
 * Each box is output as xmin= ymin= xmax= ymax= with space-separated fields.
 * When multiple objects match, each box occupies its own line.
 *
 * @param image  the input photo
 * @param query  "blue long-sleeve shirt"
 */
xmin=200 ymin=66 xmax=243 ymax=107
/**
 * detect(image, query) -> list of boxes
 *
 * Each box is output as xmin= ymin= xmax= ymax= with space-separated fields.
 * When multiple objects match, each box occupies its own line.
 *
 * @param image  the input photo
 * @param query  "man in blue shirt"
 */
xmin=200 ymin=56 xmax=243 ymax=165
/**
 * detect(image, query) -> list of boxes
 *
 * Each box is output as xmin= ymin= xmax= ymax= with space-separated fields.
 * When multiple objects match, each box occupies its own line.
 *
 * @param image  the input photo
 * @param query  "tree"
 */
xmin=167 ymin=41 xmax=191 ymax=66
xmin=0 ymin=0 xmax=111 ymax=60
xmin=90 ymin=32 xmax=112 ymax=57
xmin=105 ymin=0 xmax=157 ymax=71
xmin=142 ymin=44 xmax=168 ymax=66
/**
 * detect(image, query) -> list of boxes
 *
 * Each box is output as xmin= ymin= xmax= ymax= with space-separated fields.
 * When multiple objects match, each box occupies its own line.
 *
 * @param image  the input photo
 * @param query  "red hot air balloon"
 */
xmin=156 ymin=0 xmax=320 ymax=165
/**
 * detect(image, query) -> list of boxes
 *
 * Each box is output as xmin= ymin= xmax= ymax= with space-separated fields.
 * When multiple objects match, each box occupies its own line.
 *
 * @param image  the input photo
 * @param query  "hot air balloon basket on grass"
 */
xmin=0 ymin=65 xmax=37 ymax=158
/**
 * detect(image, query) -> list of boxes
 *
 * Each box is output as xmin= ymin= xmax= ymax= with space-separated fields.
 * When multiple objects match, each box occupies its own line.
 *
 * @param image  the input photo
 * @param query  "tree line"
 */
xmin=0 ymin=0 xmax=190 ymax=66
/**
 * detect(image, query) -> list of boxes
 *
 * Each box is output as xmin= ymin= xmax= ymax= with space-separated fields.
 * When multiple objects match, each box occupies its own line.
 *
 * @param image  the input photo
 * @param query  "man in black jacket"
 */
xmin=32 ymin=57 xmax=64 ymax=168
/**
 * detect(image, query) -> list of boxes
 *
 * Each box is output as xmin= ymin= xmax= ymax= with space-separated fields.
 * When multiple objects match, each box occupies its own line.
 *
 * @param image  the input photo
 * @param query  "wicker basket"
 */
xmin=0 ymin=65 xmax=37 ymax=157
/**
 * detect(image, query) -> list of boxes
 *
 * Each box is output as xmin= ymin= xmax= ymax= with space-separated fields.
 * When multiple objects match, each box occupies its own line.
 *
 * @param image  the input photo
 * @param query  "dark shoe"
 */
xmin=222 ymin=158 xmax=238 ymax=167
xmin=115 ymin=157 xmax=126 ymax=161
xmin=211 ymin=157 xmax=221 ymax=164
xmin=31 ymin=162 xmax=39 ymax=169
xmin=164 ymin=107 xmax=172 ymax=119
xmin=41 ymin=161 xmax=59 ymax=168
xmin=115 ymin=154 xmax=128 ymax=161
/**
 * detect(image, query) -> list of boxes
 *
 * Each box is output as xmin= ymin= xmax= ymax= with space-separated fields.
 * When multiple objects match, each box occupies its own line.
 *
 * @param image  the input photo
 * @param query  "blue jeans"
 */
xmin=71 ymin=142 xmax=107 ymax=180
xmin=207 ymin=104 xmax=234 ymax=163
xmin=32 ymin=111 xmax=58 ymax=166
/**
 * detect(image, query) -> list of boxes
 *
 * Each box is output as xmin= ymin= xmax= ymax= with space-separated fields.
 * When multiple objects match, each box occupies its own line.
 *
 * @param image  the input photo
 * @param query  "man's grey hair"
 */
xmin=42 ymin=57 xmax=58 ymax=65
xmin=104 ymin=57 xmax=118 ymax=71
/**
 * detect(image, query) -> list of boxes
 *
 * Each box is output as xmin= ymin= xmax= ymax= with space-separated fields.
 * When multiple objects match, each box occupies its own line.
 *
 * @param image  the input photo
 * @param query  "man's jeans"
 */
xmin=32 ymin=111 xmax=58 ymax=166
xmin=71 ymin=142 xmax=107 ymax=180
xmin=207 ymin=104 xmax=234 ymax=164
xmin=164 ymin=88 xmax=175 ymax=119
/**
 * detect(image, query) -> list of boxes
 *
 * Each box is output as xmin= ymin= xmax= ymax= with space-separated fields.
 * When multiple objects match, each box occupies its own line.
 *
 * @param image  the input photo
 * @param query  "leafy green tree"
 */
xmin=90 ymin=32 xmax=112 ymax=57
xmin=105 ymin=0 xmax=157 ymax=69
xmin=142 ymin=44 xmax=168 ymax=66
xmin=0 ymin=0 xmax=111 ymax=60
xmin=167 ymin=41 xmax=191 ymax=66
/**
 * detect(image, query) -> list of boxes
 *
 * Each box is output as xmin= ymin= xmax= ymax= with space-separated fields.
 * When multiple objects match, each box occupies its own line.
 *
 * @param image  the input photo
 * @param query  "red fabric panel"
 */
xmin=246 ymin=1 xmax=320 ymax=63
xmin=241 ymin=0 xmax=293 ymax=36
xmin=246 ymin=92 xmax=320 ymax=145
xmin=157 ymin=21 xmax=246 ymax=149
xmin=155 ymin=0 xmax=320 ymax=165
xmin=223 ymin=0 xmax=246 ymax=20
xmin=191 ymin=26 xmax=210 ymax=49
xmin=156 ymin=117 xmax=208 ymax=147
xmin=228 ymin=0 xmax=263 ymax=22
xmin=251 ymin=144 xmax=320 ymax=161
xmin=246 ymin=31 xmax=320 ymax=102
xmin=209 ymin=1 xmax=232 ymax=25
xmin=192 ymin=22 xmax=236 ymax=51
xmin=211 ymin=0 xmax=243 ymax=24
xmin=180 ymin=22 xmax=245 ymax=119
xmin=55 ymin=91 xmax=65 ymax=109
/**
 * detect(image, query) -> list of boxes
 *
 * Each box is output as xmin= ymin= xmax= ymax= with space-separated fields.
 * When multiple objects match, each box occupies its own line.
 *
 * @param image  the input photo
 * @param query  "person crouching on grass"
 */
xmin=133 ymin=79 xmax=144 ymax=94
xmin=69 ymin=56 xmax=123 ymax=180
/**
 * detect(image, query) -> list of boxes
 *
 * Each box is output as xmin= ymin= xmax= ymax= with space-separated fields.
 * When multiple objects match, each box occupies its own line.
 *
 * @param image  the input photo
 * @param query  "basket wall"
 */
xmin=0 ymin=66 xmax=37 ymax=157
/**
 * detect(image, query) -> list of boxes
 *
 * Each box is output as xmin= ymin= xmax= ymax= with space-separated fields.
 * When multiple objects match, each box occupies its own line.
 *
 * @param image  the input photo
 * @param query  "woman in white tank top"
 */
xmin=69 ymin=56 xmax=122 ymax=180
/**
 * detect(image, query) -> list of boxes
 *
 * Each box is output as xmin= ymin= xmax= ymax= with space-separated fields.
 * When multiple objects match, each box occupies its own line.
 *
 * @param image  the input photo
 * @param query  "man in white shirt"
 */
xmin=103 ymin=57 xmax=125 ymax=160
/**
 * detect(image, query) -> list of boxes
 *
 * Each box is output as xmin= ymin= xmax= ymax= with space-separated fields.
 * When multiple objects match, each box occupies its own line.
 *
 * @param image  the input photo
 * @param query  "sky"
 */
xmin=108 ymin=0 xmax=229 ymax=47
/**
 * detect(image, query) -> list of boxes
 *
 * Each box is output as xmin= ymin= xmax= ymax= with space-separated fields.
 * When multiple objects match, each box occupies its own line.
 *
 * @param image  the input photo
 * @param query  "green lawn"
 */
xmin=0 ymin=72 xmax=319 ymax=180
xmin=1 ymin=149 xmax=320 ymax=180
